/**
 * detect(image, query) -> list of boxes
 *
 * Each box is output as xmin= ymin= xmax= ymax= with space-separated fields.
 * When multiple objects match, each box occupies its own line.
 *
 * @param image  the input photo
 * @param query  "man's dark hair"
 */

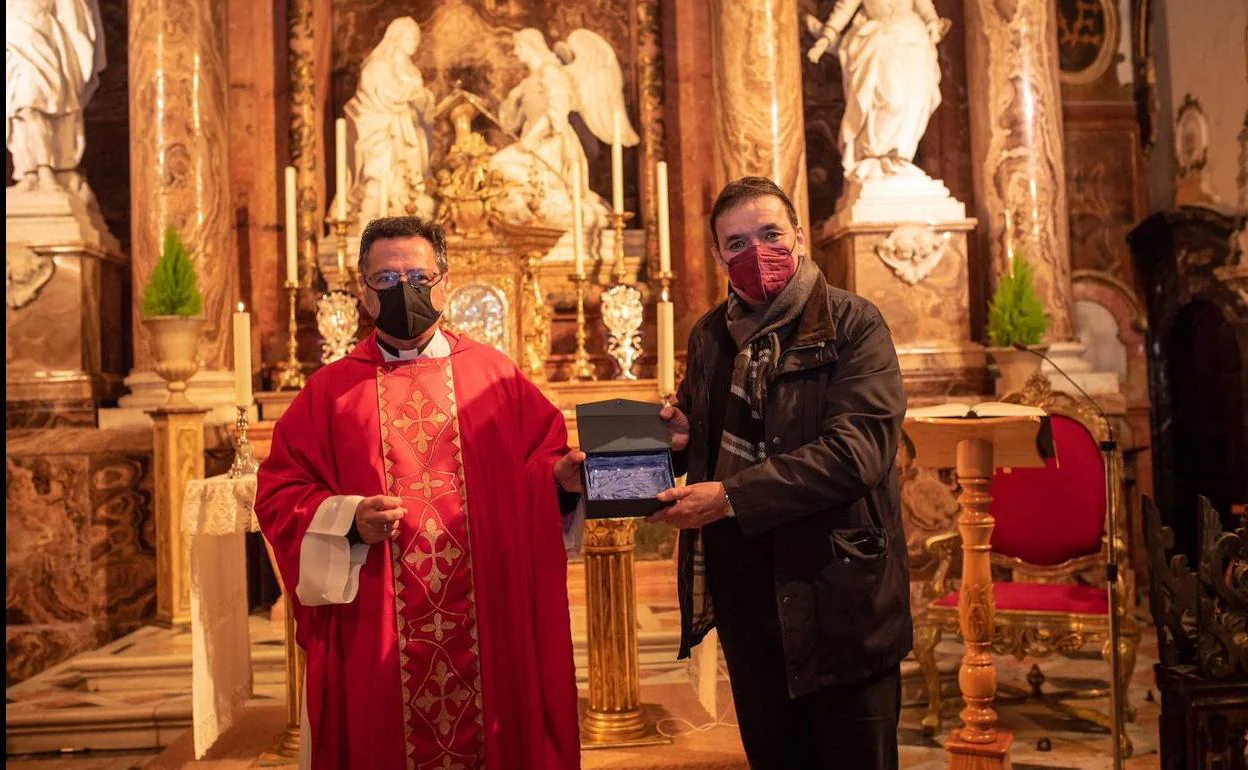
xmin=709 ymin=176 xmax=799 ymax=241
xmin=358 ymin=216 xmax=449 ymax=275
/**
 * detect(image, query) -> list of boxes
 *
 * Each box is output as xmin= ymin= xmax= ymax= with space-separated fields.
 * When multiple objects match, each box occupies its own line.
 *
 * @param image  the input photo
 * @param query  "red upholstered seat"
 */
xmin=988 ymin=414 xmax=1106 ymax=565
xmin=933 ymin=581 xmax=1109 ymax=615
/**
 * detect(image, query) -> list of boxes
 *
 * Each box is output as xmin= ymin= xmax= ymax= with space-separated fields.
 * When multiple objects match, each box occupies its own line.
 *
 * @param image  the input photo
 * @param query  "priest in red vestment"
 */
xmin=255 ymin=216 xmax=586 ymax=770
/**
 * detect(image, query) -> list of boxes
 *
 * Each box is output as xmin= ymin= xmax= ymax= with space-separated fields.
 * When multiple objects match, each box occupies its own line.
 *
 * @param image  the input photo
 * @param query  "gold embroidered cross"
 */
xmin=414 ymin=660 xmax=470 ymax=737
xmin=391 ymin=390 xmax=448 ymax=455
xmin=409 ymin=471 xmax=446 ymax=500
xmin=420 ymin=612 xmax=456 ymax=642
xmin=403 ymin=518 xmax=464 ymax=593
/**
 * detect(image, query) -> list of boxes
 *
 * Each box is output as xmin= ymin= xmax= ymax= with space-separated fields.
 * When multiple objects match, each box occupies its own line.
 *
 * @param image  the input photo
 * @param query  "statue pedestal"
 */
xmin=1040 ymin=340 xmax=1121 ymax=395
xmin=833 ymin=175 xmax=967 ymax=226
xmin=5 ymin=188 xmax=128 ymax=426
xmin=817 ymin=208 xmax=989 ymax=401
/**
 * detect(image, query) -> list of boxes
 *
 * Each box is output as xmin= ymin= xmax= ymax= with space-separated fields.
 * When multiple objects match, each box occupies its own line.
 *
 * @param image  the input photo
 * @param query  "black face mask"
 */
xmin=373 ymin=282 xmax=441 ymax=341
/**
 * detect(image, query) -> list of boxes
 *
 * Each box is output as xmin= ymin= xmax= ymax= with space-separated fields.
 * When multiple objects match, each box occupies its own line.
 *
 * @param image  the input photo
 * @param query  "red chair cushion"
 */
xmin=988 ymin=415 xmax=1107 ymax=565
xmin=933 ymin=582 xmax=1109 ymax=615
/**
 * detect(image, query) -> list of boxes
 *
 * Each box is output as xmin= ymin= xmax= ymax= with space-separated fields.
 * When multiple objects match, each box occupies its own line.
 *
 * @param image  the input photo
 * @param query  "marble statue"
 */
xmin=490 ymin=27 xmax=639 ymax=231
xmin=806 ymin=0 xmax=949 ymax=182
xmin=344 ymin=17 xmax=437 ymax=223
xmin=5 ymin=0 xmax=107 ymax=196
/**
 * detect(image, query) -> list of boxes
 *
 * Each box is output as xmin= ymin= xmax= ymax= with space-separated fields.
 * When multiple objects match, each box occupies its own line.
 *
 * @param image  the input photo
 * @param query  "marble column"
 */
xmin=120 ymin=0 xmax=236 ymax=419
xmin=964 ymin=0 xmax=1074 ymax=342
xmin=707 ymin=0 xmax=810 ymax=230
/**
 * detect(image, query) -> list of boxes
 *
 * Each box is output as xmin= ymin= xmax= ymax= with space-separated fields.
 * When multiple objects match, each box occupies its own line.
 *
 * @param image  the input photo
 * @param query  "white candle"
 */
xmin=657 ymin=301 xmax=675 ymax=397
xmin=233 ymin=303 xmax=252 ymax=406
xmin=335 ymin=118 xmax=348 ymax=222
xmin=657 ymin=161 xmax=672 ymax=275
xmin=572 ymin=162 xmax=585 ymax=276
xmin=379 ymin=173 xmax=389 ymax=218
xmin=284 ymin=166 xmax=298 ymax=284
xmin=611 ymin=110 xmax=624 ymax=215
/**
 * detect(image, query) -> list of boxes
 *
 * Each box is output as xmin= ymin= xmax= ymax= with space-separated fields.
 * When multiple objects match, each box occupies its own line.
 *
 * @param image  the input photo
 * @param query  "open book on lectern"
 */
xmin=902 ymin=401 xmax=1055 ymax=470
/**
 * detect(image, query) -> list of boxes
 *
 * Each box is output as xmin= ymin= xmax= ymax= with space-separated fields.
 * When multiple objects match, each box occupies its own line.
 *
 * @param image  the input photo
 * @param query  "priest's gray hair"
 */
xmin=358 ymin=216 xmax=449 ymax=276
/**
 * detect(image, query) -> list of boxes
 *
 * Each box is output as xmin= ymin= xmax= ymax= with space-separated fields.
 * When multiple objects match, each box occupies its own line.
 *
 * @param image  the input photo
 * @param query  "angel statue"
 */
xmin=344 ymin=17 xmax=437 ymax=224
xmin=6 ymin=0 xmax=107 ymax=198
xmin=490 ymin=27 xmax=639 ymax=232
xmin=806 ymin=0 xmax=950 ymax=182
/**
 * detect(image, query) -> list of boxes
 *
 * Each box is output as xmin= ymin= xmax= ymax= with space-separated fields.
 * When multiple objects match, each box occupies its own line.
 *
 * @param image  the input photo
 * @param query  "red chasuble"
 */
xmin=255 ymin=332 xmax=580 ymax=770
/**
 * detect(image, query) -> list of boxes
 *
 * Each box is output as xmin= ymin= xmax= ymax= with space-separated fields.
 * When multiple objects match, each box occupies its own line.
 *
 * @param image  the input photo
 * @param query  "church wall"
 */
xmin=227 ymin=0 xmax=289 ymax=382
xmin=1147 ymin=0 xmax=1248 ymax=210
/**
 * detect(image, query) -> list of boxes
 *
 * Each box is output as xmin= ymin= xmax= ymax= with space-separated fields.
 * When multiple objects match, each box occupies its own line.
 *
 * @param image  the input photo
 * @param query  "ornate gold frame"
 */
xmin=914 ymin=376 xmax=1140 ymax=754
xmin=1058 ymin=0 xmax=1121 ymax=87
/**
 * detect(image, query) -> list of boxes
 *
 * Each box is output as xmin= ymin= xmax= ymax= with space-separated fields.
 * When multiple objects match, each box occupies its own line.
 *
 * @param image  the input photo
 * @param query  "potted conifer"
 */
xmin=986 ymin=251 xmax=1050 ymax=397
xmin=140 ymin=227 xmax=205 ymax=406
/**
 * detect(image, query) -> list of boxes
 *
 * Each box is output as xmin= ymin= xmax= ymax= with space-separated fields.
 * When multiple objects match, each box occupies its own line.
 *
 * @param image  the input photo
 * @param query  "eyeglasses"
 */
xmin=364 ymin=269 xmax=445 ymax=291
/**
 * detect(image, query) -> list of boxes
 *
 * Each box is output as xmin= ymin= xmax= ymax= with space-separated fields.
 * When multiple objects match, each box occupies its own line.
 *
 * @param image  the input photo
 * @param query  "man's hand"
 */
xmin=660 ymin=405 xmax=690 ymax=452
xmin=355 ymin=495 xmax=405 ymax=545
xmin=649 ymin=482 xmax=729 ymax=530
xmin=554 ymin=450 xmax=587 ymax=493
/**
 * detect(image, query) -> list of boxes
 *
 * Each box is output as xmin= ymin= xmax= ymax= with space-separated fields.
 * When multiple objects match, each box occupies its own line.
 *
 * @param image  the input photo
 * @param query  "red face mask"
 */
xmin=726 ymin=243 xmax=797 ymax=306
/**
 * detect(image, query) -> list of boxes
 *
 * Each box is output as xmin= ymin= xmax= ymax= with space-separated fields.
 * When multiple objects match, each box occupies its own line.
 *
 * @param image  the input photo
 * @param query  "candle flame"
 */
xmin=237 ymin=301 xmax=245 ymax=312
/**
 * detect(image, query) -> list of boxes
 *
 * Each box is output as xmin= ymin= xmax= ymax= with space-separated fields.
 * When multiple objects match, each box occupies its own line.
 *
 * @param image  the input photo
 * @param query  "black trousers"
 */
xmin=703 ymin=519 xmax=901 ymax=770
xmin=718 ymin=623 xmax=902 ymax=770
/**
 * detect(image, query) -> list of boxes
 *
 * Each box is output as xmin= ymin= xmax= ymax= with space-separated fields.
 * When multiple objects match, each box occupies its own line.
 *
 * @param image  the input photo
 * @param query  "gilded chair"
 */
xmin=914 ymin=375 xmax=1139 ymax=751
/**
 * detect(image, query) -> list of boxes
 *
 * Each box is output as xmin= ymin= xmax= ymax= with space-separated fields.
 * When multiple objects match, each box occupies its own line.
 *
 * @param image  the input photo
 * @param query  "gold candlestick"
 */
xmin=572 ymin=272 xmax=596 ymax=381
xmin=332 ymin=217 xmax=351 ymax=289
xmin=227 ymin=405 xmax=259 ymax=478
xmin=274 ymin=282 xmax=306 ymax=391
xmin=609 ymin=211 xmax=635 ymax=285
xmin=316 ymin=216 xmax=360 ymax=365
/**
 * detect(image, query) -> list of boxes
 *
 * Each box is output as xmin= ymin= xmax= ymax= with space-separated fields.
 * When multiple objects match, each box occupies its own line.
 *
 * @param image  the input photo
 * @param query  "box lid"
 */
xmin=575 ymin=399 xmax=670 ymax=454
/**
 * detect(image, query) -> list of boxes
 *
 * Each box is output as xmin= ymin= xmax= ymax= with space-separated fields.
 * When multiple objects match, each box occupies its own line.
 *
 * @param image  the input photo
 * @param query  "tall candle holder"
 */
xmin=572 ymin=272 xmax=597 ymax=381
xmin=609 ymin=211 xmax=635 ymax=284
xmin=316 ymin=216 xmax=360 ymax=364
xmin=601 ymin=210 xmax=643 ymax=380
xmin=274 ymin=282 xmax=306 ymax=391
xmin=228 ymin=405 xmax=259 ymax=478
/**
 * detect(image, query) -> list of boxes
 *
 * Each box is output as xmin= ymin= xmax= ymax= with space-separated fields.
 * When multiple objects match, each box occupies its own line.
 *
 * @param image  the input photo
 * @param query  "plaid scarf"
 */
xmin=687 ymin=258 xmax=820 ymax=644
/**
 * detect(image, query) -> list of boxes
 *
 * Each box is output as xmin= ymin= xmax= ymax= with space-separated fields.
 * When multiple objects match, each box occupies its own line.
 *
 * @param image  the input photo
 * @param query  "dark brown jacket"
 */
xmin=673 ymin=271 xmax=912 ymax=696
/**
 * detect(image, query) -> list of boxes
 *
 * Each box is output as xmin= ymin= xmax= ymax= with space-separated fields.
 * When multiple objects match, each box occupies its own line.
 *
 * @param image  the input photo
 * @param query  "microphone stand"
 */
xmin=1013 ymin=345 xmax=1125 ymax=769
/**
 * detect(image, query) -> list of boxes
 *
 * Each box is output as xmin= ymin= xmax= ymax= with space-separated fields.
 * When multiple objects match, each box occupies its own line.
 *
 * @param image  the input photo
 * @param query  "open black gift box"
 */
xmin=575 ymin=398 xmax=675 ymax=519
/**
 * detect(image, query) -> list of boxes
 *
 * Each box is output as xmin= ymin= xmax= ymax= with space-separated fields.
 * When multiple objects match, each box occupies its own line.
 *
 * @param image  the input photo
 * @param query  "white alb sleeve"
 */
xmin=295 ymin=494 xmax=371 ymax=606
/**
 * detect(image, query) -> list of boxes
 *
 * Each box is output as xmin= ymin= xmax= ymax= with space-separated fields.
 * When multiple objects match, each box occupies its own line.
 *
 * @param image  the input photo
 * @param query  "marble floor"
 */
xmin=7 ymin=558 xmax=1163 ymax=768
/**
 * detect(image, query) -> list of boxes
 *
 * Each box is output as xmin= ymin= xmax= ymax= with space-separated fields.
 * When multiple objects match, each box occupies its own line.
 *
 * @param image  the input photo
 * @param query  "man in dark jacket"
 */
xmin=653 ymin=177 xmax=911 ymax=769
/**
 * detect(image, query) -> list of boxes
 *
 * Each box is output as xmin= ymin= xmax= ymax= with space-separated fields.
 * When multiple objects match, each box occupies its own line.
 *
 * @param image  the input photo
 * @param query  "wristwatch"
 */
xmin=723 ymin=488 xmax=736 ymax=518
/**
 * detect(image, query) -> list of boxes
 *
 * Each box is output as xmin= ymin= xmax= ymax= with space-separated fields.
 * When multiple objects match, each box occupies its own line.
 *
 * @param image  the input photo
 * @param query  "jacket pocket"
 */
xmin=830 ymin=527 xmax=888 ymax=562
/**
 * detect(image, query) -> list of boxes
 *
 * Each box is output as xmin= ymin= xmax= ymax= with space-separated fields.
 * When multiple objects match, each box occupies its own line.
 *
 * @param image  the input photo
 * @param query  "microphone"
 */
xmin=1010 ymin=343 xmax=1116 ymax=449
xmin=1013 ymin=342 xmax=1126 ymax=770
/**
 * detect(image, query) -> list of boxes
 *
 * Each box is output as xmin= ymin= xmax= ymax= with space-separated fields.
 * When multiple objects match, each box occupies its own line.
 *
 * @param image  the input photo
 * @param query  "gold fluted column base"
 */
xmin=148 ymin=405 xmax=208 ymax=627
xmin=581 ymin=518 xmax=671 ymax=749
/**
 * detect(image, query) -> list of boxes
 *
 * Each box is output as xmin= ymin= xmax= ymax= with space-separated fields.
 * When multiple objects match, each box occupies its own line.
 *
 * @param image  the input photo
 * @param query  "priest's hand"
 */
xmin=659 ymin=405 xmax=690 ymax=452
xmin=355 ymin=495 xmax=405 ymax=544
xmin=649 ymin=482 xmax=728 ymax=529
xmin=554 ymin=450 xmax=587 ymax=494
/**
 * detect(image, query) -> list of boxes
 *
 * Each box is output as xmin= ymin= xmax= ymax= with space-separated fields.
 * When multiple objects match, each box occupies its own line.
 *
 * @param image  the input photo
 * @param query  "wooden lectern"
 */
xmin=904 ymin=405 xmax=1052 ymax=769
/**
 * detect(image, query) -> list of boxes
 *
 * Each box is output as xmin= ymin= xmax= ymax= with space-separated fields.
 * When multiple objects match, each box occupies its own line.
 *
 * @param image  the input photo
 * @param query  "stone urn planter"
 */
xmin=988 ymin=346 xmax=1048 ymax=399
xmin=143 ymin=315 xmax=205 ymax=406
xmin=987 ymin=345 xmax=1047 ymax=398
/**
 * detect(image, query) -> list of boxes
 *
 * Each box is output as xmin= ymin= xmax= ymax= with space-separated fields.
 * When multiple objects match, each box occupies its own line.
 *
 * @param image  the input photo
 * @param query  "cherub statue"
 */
xmin=490 ymin=27 xmax=639 ymax=231
xmin=344 ymin=17 xmax=437 ymax=223
xmin=806 ymin=0 xmax=950 ymax=182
